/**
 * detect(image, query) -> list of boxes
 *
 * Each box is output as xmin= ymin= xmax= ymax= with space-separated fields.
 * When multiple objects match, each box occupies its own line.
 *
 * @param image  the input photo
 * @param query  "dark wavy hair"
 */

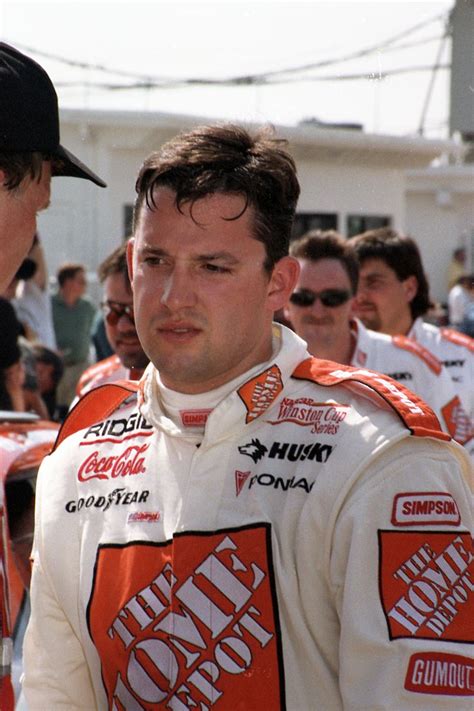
xmin=290 ymin=230 xmax=359 ymax=294
xmin=349 ymin=228 xmax=432 ymax=318
xmin=133 ymin=124 xmax=300 ymax=272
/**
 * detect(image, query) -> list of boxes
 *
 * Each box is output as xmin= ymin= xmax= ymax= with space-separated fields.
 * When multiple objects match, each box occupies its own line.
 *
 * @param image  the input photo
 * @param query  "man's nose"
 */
xmin=160 ymin=266 xmax=197 ymax=310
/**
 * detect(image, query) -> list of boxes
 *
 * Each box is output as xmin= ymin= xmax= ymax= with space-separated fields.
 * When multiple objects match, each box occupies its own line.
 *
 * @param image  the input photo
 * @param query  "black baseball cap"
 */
xmin=0 ymin=42 xmax=106 ymax=187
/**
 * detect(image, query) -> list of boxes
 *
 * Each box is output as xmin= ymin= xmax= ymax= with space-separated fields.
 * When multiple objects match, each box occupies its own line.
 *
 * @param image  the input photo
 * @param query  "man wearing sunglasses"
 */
xmin=75 ymin=243 xmax=149 ymax=399
xmin=24 ymin=126 xmax=472 ymax=710
xmin=285 ymin=231 xmax=471 ymax=445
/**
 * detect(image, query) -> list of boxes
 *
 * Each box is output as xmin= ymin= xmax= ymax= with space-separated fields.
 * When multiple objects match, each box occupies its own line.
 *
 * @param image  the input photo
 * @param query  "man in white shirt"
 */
xmin=284 ymin=230 xmax=470 ymax=445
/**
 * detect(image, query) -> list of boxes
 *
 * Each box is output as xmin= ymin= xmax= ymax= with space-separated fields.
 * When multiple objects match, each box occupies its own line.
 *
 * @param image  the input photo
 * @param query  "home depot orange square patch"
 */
xmin=378 ymin=530 xmax=474 ymax=643
xmin=87 ymin=524 xmax=285 ymax=709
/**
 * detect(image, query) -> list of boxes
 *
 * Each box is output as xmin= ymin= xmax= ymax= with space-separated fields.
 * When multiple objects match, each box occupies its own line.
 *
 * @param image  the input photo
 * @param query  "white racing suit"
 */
xmin=408 ymin=317 xmax=474 ymax=457
xmin=350 ymin=318 xmax=472 ymax=448
xmin=23 ymin=326 xmax=473 ymax=710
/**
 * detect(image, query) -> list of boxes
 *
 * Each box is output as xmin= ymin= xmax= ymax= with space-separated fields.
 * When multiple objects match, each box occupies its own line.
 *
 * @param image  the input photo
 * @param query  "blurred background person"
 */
xmin=76 ymin=242 xmax=148 ymax=398
xmin=446 ymin=246 xmax=467 ymax=292
xmin=10 ymin=234 xmax=56 ymax=348
xmin=284 ymin=230 xmax=469 ymax=443
xmin=52 ymin=263 xmax=96 ymax=416
xmin=351 ymin=228 xmax=473 ymax=455
xmin=30 ymin=344 xmax=64 ymax=421
xmin=448 ymin=274 xmax=474 ymax=330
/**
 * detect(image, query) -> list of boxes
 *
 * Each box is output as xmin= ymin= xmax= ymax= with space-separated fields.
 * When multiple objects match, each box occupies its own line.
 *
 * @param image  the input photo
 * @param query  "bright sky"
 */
xmin=1 ymin=0 xmax=455 ymax=137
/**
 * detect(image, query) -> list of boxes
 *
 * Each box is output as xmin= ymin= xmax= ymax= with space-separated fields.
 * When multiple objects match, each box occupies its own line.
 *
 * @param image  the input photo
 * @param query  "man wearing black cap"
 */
xmin=0 ymin=42 xmax=105 ymax=709
xmin=0 ymin=42 xmax=106 ymax=292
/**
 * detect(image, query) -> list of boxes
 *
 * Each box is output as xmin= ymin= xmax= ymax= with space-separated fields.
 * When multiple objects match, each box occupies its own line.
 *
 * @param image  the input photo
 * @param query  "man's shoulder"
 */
xmin=291 ymin=357 xmax=449 ymax=443
xmin=439 ymin=327 xmax=474 ymax=354
xmin=54 ymin=380 xmax=142 ymax=453
xmin=76 ymin=355 xmax=124 ymax=396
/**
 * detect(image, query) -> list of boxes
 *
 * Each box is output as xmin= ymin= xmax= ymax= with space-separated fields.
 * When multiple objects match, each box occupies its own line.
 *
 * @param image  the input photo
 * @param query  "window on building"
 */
xmin=346 ymin=214 xmax=391 ymax=238
xmin=292 ymin=213 xmax=338 ymax=240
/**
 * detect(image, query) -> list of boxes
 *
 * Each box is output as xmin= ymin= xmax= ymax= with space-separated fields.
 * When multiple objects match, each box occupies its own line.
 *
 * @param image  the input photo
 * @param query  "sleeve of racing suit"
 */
xmin=328 ymin=435 xmax=473 ymax=710
xmin=22 ymin=453 xmax=97 ymax=710
xmin=427 ymin=364 xmax=473 ymax=451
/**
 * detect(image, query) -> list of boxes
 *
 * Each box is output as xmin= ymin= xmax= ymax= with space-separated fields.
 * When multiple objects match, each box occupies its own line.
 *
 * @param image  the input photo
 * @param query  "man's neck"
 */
xmin=307 ymin=328 xmax=355 ymax=365
xmin=384 ymin=311 xmax=414 ymax=337
xmin=60 ymin=289 xmax=78 ymax=307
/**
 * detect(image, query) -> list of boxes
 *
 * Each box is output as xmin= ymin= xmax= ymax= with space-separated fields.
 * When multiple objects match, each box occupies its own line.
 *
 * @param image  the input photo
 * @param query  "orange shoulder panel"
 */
xmin=392 ymin=335 xmax=442 ymax=375
xmin=440 ymin=328 xmax=474 ymax=353
xmin=54 ymin=380 xmax=140 ymax=451
xmin=292 ymin=358 xmax=450 ymax=442
xmin=76 ymin=355 xmax=120 ymax=396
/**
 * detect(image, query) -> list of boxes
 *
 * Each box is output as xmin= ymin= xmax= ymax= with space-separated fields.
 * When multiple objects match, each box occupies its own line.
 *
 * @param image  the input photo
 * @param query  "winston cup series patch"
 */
xmin=87 ymin=524 xmax=285 ymax=710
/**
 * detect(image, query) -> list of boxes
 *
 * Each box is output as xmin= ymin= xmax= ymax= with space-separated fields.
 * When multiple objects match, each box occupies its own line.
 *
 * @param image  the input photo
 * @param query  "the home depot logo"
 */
xmin=88 ymin=525 xmax=284 ymax=709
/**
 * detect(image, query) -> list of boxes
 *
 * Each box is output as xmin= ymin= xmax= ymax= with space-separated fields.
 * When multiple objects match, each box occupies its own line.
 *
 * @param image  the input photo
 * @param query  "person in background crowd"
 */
xmin=30 ymin=344 xmax=64 ymax=421
xmin=350 ymin=227 xmax=473 ymax=456
xmin=91 ymin=313 xmax=114 ymax=362
xmin=0 ymin=298 xmax=48 ymax=418
xmin=52 ymin=263 xmax=96 ymax=416
xmin=0 ymin=41 xmax=106 ymax=708
xmin=448 ymin=274 xmax=474 ymax=330
xmin=24 ymin=124 xmax=472 ymax=710
xmin=284 ymin=230 xmax=470 ymax=445
xmin=446 ymin=246 xmax=467 ymax=292
xmin=11 ymin=234 xmax=57 ymax=348
xmin=76 ymin=242 xmax=149 ymax=398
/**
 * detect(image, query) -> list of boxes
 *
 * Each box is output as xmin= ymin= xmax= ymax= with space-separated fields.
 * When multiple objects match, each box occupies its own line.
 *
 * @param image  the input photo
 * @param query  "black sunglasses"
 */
xmin=101 ymin=301 xmax=135 ymax=326
xmin=289 ymin=288 xmax=352 ymax=308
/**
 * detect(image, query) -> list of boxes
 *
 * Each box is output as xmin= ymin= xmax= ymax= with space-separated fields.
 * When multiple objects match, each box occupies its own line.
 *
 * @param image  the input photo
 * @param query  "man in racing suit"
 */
xmin=75 ymin=242 xmax=148 ymax=400
xmin=351 ymin=228 xmax=473 ymax=457
xmin=284 ymin=230 xmax=471 ymax=448
xmin=23 ymin=125 xmax=473 ymax=710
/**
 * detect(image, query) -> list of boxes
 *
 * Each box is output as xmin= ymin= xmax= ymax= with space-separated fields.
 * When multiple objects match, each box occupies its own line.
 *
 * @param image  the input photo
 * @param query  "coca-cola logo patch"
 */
xmin=87 ymin=524 xmax=285 ymax=709
xmin=378 ymin=530 xmax=473 ymax=643
xmin=78 ymin=444 xmax=149 ymax=482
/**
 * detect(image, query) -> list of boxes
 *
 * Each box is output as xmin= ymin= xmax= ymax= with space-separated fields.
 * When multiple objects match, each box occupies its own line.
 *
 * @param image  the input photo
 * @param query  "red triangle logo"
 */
xmin=235 ymin=470 xmax=251 ymax=497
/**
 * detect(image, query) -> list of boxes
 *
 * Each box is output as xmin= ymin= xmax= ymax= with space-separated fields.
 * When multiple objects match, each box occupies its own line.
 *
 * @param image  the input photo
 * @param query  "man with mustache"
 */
xmin=24 ymin=125 xmax=472 ymax=710
xmin=350 ymin=228 xmax=473 ymax=457
xmin=284 ymin=230 xmax=471 ymax=445
xmin=75 ymin=242 xmax=149 ymax=399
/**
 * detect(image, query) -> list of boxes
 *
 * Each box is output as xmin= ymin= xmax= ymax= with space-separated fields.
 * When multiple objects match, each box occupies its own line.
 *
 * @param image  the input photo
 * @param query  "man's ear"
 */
xmin=267 ymin=256 xmax=300 ymax=312
xmin=404 ymin=275 xmax=418 ymax=304
xmin=126 ymin=238 xmax=135 ymax=287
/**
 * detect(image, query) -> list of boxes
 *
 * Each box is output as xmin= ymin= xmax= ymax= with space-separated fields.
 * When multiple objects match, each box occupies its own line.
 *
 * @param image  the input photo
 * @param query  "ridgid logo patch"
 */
xmin=378 ymin=531 xmax=473 ymax=643
xmin=87 ymin=524 xmax=284 ymax=710
xmin=81 ymin=412 xmax=153 ymax=443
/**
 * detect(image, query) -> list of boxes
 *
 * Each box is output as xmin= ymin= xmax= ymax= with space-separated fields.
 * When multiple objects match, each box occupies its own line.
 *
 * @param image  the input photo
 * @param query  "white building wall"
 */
xmin=297 ymin=160 xmax=405 ymax=233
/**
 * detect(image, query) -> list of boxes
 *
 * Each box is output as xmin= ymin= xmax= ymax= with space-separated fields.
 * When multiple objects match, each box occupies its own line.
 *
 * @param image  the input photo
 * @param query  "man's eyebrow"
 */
xmin=195 ymin=252 xmax=240 ymax=264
